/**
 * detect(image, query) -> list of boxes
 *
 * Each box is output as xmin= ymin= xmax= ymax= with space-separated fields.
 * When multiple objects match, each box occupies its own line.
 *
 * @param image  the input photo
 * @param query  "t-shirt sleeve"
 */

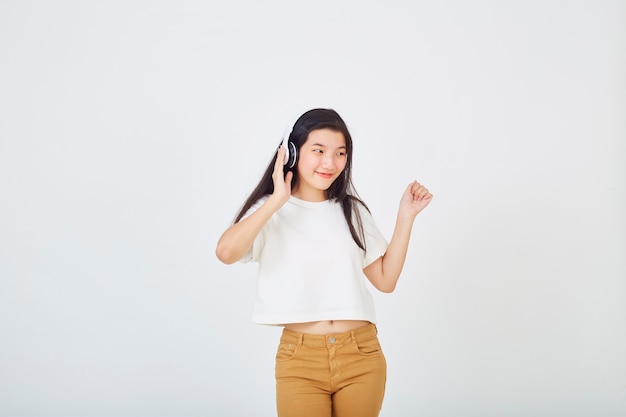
xmin=238 ymin=196 xmax=269 ymax=263
xmin=358 ymin=203 xmax=389 ymax=267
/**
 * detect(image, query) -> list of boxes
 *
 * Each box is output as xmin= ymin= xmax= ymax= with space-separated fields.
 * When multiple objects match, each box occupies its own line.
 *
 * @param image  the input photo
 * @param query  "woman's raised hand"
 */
xmin=399 ymin=180 xmax=433 ymax=219
xmin=215 ymin=146 xmax=293 ymax=264
xmin=270 ymin=146 xmax=293 ymax=206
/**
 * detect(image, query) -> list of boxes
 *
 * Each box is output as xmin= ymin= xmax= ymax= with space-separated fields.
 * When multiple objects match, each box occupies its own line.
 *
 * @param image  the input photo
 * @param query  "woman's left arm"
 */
xmin=363 ymin=181 xmax=432 ymax=293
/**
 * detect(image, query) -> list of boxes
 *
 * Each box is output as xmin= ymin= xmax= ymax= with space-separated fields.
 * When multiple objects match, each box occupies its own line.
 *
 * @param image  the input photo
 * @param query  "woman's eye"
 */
xmin=313 ymin=149 xmax=323 ymax=153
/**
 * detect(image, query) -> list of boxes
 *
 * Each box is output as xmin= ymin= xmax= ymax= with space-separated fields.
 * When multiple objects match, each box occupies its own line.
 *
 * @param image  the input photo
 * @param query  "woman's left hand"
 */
xmin=364 ymin=180 xmax=433 ymax=291
xmin=399 ymin=180 xmax=433 ymax=219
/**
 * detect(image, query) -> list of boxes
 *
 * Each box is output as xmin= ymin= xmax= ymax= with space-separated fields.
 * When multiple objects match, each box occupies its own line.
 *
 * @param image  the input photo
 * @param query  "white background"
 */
xmin=1 ymin=1 xmax=624 ymax=416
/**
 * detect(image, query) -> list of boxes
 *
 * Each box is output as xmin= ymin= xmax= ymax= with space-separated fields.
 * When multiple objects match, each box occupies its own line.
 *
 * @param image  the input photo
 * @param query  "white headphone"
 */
xmin=281 ymin=123 xmax=297 ymax=169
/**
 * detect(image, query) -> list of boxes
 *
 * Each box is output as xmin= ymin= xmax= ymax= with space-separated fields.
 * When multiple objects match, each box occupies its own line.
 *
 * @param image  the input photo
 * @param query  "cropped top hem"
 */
xmin=252 ymin=311 xmax=377 ymax=326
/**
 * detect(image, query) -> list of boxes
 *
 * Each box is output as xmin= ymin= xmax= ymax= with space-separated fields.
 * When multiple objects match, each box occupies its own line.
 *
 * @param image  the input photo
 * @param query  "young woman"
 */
xmin=216 ymin=108 xmax=432 ymax=417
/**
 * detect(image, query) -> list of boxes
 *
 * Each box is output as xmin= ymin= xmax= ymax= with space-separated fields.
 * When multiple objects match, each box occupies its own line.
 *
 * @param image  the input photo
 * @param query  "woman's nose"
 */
xmin=321 ymin=154 xmax=335 ymax=168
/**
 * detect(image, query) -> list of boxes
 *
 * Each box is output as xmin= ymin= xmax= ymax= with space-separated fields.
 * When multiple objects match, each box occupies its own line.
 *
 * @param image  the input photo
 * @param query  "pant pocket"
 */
xmin=355 ymin=336 xmax=383 ymax=356
xmin=275 ymin=342 xmax=299 ymax=362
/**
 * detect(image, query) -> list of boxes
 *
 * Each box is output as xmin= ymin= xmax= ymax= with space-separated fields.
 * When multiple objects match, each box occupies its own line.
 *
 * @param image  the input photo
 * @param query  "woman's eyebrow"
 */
xmin=310 ymin=143 xmax=347 ymax=149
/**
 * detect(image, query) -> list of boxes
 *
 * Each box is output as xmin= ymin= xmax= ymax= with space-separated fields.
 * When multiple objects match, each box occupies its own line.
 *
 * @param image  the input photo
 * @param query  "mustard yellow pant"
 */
xmin=275 ymin=323 xmax=387 ymax=417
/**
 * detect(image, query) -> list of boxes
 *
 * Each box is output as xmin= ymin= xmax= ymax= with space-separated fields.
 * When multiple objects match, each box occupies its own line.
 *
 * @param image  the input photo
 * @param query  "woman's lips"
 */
xmin=316 ymin=172 xmax=333 ymax=179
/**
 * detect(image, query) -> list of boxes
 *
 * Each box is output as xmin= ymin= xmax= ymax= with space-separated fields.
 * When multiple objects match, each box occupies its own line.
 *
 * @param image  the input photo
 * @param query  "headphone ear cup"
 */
xmin=286 ymin=141 xmax=297 ymax=169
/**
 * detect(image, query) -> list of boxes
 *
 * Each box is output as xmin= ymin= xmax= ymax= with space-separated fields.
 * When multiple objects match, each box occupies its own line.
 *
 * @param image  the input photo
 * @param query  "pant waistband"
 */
xmin=280 ymin=323 xmax=378 ymax=348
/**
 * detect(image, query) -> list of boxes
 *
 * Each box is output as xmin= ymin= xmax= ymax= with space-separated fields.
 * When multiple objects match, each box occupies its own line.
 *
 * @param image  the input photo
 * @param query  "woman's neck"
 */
xmin=291 ymin=187 xmax=327 ymax=202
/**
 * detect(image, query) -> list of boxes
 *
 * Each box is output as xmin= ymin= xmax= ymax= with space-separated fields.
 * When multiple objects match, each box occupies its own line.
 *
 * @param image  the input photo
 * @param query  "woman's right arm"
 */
xmin=215 ymin=146 xmax=292 ymax=264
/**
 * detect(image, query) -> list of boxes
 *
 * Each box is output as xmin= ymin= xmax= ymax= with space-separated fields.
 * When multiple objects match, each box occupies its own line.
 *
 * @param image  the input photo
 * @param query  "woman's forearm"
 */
xmin=215 ymin=196 xmax=283 ymax=264
xmin=379 ymin=214 xmax=415 ymax=291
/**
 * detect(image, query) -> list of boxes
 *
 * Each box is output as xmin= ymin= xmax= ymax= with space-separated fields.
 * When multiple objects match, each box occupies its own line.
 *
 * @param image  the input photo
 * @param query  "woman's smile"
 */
xmin=315 ymin=171 xmax=334 ymax=179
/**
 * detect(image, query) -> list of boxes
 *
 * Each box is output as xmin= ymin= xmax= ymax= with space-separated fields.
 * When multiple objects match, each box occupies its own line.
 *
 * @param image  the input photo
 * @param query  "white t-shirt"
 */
xmin=241 ymin=195 xmax=388 ymax=325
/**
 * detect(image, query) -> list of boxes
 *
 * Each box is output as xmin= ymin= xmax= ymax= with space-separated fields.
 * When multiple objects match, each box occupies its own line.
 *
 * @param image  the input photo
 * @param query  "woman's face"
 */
xmin=292 ymin=128 xmax=347 ymax=202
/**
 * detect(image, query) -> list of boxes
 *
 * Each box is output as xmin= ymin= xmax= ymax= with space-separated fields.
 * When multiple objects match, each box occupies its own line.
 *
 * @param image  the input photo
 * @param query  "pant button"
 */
xmin=329 ymin=337 xmax=336 ymax=344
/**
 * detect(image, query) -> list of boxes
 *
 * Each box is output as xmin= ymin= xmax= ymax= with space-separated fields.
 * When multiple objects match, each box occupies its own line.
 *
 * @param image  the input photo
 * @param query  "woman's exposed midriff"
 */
xmin=283 ymin=320 xmax=371 ymax=335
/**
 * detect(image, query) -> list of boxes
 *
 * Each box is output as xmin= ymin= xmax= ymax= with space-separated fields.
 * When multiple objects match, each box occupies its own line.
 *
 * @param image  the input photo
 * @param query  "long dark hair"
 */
xmin=234 ymin=108 xmax=369 ymax=250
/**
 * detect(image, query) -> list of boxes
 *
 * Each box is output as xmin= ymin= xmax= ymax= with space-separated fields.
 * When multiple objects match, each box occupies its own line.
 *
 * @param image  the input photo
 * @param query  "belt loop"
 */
xmin=350 ymin=329 xmax=356 ymax=343
xmin=297 ymin=333 xmax=303 ymax=346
